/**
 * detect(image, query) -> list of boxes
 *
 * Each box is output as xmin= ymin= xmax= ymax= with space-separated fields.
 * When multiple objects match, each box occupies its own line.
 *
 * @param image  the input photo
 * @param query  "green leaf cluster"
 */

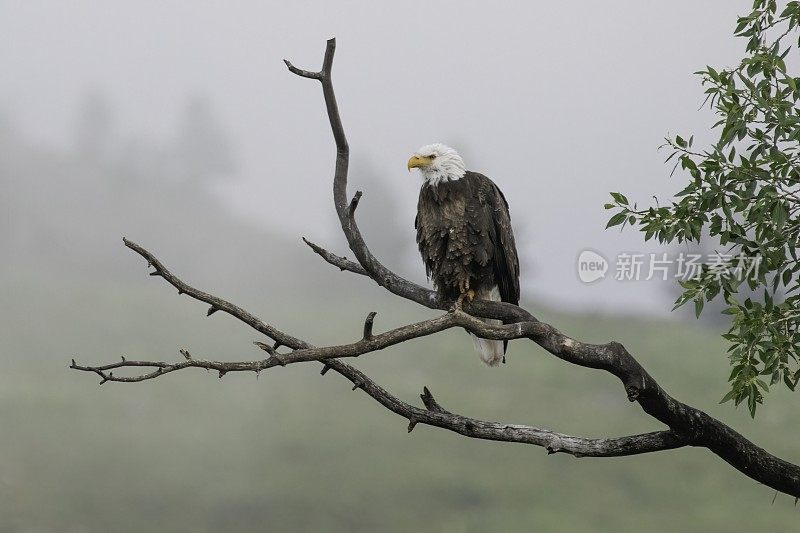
xmin=607 ymin=0 xmax=800 ymax=416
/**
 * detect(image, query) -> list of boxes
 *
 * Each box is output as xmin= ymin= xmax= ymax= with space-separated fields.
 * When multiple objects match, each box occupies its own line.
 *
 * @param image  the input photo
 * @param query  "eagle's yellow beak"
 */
xmin=407 ymin=154 xmax=432 ymax=171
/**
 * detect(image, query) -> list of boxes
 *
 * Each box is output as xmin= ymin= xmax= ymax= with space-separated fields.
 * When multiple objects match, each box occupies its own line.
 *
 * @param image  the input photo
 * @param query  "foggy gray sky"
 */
xmin=1 ymin=1 xmax=746 ymax=315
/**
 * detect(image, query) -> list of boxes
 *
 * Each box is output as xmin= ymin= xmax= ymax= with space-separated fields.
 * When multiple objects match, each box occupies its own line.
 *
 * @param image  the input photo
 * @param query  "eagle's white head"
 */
xmin=407 ymin=143 xmax=466 ymax=186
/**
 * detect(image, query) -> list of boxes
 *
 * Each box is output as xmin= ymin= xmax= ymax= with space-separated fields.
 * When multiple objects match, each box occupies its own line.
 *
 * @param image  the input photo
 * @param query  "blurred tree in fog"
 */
xmin=1 ymin=91 xmax=331 ymax=296
xmin=173 ymin=97 xmax=236 ymax=184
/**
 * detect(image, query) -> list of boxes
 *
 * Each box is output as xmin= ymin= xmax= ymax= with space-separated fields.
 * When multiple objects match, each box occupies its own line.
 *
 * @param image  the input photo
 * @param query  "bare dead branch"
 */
xmin=71 ymin=38 xmax=800 ymax=498
xmin=73 ymin=242 xmax=680 ymax=458
xmin=79 ymin=233 xmax=794 ymax=484
xmin=324 ymin=359 xmax=688 ymax=458
xmin=72 ymin=302 xmax=550 ymax=382
xmin=122 ymin=237 xmax=304 ymax=349
xmin=69 ymin=354 xmax=684 ymax=457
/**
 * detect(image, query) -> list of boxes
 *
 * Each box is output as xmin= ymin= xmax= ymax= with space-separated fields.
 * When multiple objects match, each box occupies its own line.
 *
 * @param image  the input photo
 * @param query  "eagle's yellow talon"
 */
xmin=453 ymin=285 xmax=475 ymax=310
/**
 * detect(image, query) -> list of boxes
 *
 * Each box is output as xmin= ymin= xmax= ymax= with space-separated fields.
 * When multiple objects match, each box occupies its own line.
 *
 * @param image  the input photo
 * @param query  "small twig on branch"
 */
xmin=302 ymin=237 xmax=366 ymax=275
xmin=421 ymin=386 xmax=446 ymax=413
xmin=282 ymin=59 xmax=322 ymax=80
xmin=348 ymin=191 xmax=362 ymax=218
xmin=363 ymin=311 xmax=377 ymax=340
xmin=253 ymin=341 xmax=277 ymax=356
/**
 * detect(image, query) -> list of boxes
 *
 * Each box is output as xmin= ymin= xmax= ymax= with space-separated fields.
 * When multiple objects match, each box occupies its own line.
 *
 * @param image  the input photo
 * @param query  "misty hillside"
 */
xmin=3 ymin=282 xmax=800 ymax=532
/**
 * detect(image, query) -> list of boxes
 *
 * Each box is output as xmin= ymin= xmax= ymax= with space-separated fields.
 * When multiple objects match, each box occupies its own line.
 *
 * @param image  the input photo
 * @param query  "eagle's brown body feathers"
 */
xmin=415 ymin=171 xmax=520 ymax=364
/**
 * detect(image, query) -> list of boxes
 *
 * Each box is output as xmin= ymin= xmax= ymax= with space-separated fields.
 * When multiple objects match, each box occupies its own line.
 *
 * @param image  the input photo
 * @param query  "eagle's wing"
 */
xmin=478 ymin=173 xmax=520 ymax=305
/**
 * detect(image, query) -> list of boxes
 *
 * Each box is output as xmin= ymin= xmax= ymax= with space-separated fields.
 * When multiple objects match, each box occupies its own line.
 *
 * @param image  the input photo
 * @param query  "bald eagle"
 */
xmin=409 ymin=143 xmax=520 ymax=366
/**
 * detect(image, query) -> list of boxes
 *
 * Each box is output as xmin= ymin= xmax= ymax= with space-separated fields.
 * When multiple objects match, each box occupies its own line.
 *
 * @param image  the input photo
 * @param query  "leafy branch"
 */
xmin=608 ymin=0 xmax=800 ymax=415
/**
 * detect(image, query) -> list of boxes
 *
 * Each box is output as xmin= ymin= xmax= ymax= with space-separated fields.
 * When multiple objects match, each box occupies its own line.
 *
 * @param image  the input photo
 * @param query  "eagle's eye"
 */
xmin=428 ymin=154 xmax=437 ymax=160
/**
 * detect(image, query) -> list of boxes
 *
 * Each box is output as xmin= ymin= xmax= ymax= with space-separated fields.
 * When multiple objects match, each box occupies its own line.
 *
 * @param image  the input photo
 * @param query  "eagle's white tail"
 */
xmin=470 ymin=285 xmax=504 ymax=366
